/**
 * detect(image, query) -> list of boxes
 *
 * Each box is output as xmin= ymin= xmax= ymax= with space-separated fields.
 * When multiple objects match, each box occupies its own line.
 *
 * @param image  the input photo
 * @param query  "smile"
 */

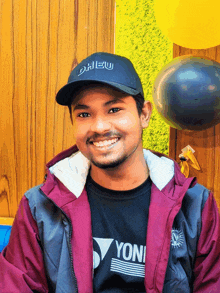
xmin=92 ymin=138 xmax=119 ymax=147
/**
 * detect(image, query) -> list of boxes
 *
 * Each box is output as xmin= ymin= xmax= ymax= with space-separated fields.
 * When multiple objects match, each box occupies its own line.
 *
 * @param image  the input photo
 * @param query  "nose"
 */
xmin=90 ymin=116 xmax=111 ymax=133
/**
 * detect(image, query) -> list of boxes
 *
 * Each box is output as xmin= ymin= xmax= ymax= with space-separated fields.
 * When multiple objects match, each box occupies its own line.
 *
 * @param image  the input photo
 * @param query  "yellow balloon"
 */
xmin=154 ymin=0 xmax=220 ymax=49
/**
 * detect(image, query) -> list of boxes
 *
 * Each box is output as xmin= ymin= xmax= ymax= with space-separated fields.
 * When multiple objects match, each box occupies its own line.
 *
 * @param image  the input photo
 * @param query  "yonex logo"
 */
xmin=93 ymin=238 xmax=114 ymax=269
xmin=115 ymin=241 xmax=146 ymax=263
xmin=78 ymin=61 xmax=114 ymax=76
xmin=171 ymin=229 xmax=184 ymax=248
xmin=93 ymin=238 xmax=146 ymax=278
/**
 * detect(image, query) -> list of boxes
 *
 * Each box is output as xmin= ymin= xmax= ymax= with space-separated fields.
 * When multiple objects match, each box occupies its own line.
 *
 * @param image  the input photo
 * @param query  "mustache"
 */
xmin=87 ymin=132 xmax=121 ymax=143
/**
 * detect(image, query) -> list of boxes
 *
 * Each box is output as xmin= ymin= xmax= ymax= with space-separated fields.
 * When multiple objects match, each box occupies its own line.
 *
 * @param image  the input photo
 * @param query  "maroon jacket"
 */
xmin=0 ymin=145 xmax=220 ymax=292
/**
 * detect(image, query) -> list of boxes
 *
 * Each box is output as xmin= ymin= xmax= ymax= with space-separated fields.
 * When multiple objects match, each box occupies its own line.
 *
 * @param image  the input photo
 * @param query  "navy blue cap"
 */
xmin=56 ymin=52 xmax=144 ymax=105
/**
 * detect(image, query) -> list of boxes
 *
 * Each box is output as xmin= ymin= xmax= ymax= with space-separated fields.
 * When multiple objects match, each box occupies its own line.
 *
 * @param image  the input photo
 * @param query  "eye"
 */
xmin=77 ymin=112 xmax=90 ymax=118
xmin=109 ymin=108 xmax=121 ymax=113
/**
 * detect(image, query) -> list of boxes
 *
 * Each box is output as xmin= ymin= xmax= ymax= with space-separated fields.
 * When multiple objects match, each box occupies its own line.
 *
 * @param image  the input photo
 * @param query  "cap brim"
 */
xmin=56 ymin=80 xmax=140 ymax=106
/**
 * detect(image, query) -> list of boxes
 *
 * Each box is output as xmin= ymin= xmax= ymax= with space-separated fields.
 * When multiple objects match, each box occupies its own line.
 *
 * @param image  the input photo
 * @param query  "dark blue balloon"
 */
xmin=153 ymin=56 xmax=220 ymax=131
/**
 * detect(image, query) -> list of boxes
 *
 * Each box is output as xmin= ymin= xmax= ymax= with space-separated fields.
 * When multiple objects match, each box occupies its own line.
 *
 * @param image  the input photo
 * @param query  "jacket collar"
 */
xmin=47 ymin=146 xmax=177 ymax=198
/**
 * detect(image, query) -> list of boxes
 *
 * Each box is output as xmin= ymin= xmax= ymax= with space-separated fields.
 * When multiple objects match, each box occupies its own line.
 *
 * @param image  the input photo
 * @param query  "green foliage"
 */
xmin=115 ymin=0 xmax=173 ymax=155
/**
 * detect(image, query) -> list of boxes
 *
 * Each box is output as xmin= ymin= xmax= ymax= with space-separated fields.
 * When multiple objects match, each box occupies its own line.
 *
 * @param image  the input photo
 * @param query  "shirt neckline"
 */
xmin=86 ymin=172 xmax=152 ymax=200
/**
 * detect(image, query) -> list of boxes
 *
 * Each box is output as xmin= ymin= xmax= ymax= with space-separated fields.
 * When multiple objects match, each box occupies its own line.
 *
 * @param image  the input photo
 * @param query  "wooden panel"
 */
xmin=0 ymin=0 xmax=115 ymax=217
xmin=0 ymin=217 xmax=14 ymax=226
xmin=169 ymin=45 xmax=220 ymax=209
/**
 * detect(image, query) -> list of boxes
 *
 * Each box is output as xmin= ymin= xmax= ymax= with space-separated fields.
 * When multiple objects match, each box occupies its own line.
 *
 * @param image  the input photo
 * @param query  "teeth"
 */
xmin=93 ymin=138 xmax=118 ymax=147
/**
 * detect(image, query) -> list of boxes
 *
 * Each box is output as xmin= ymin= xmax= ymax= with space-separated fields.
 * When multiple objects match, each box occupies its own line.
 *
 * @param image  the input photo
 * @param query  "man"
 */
xmin=0 ymin=52 xmax=220 ymax=293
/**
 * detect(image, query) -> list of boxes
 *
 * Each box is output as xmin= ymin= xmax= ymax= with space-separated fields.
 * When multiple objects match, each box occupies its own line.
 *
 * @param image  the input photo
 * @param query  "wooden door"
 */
xmin=0 ymin=0 xmax=115 ymax=221
xmin=169 ymin=45 xmax=220 ymax=209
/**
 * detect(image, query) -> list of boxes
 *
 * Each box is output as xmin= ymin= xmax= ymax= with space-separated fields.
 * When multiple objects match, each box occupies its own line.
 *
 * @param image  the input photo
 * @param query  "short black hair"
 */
xmin=133 ymin=93 xmax=145 ymax=116
xmin=67 ymin=84 xmax=145 ymax=121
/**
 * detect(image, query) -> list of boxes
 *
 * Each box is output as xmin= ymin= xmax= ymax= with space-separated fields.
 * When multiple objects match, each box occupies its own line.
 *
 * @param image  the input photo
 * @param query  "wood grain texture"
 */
xmin=0 ymin=217 xmax=14 ymax=226
xmin=0 ymin=0 xmax=115 ymax=217
xmin=169 ymin=44 xmax=220 ymax=209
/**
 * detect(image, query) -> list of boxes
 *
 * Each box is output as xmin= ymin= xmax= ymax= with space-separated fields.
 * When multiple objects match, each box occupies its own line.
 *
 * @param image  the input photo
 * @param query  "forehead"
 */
xmin=72 ymin=84 xmax=129 ymax=106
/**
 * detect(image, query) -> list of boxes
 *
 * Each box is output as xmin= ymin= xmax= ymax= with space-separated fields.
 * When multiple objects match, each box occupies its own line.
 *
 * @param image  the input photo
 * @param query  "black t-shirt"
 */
xmin=86 ymin=172 xmax=152 ymax=293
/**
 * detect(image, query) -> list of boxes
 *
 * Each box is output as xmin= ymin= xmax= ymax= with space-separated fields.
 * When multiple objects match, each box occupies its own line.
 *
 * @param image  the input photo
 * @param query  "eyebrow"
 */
xmin=73 ymin=98 xmax=126 ymax=111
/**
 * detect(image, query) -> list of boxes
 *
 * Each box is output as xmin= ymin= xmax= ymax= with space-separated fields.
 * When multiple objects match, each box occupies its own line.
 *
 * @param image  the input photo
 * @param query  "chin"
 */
xmin=91 ymin=155 xmax=128 ymax=169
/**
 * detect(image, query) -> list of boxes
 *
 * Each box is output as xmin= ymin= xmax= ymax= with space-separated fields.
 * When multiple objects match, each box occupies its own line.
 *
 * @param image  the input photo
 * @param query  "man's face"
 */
xmin=71 ymin=85 xmax=151 ymax=169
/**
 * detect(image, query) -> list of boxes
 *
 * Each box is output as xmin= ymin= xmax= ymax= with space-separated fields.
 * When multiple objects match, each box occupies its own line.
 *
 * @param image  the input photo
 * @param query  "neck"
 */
xmin=90 ymin=150 xmax=149 ymax=191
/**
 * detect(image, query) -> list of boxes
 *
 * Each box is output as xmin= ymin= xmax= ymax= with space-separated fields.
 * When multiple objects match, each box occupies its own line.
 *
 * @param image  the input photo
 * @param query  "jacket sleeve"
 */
xmin=193 ymin=192 xmax=220 ymax=292
xmin=0 ymin=196 xmax=49 ymax=293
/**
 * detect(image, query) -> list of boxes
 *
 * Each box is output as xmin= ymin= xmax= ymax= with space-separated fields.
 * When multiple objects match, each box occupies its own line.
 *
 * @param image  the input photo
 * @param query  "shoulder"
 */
xmin=25 ymin=184 xmax=43 ymax=197
xmin=24 ymin=184 xmax=61 ymax=222
xmin=184 ymin=182 xmax=210 ymax=211
xmin=25 ymin=184 xmax=46 ymax=208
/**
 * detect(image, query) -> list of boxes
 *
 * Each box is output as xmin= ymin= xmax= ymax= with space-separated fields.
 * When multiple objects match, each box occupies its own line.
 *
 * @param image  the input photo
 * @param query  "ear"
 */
xmin=140 ymin=101 xmax=153 ymax=128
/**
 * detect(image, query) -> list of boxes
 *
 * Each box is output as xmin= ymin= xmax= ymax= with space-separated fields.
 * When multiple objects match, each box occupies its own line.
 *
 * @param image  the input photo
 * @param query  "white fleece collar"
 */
xmin=49 ymin=149 xmax=174 ymax=198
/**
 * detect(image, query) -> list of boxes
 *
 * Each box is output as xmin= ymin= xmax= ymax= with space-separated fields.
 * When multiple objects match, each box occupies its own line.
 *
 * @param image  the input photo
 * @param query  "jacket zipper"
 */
xmin=67 ymin=216 xmax=79 ymax=293
xmin=40 ymin=189 xmax=79 ymax=293
xmin=153 ymin=201 xmax=183 ymax=291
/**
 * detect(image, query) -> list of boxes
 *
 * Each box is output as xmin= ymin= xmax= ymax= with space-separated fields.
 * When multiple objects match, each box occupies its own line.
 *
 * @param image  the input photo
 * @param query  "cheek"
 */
xmin=117 ymin=114 xmax=139 ymax=129
xmin=72 ymin=124 xmax=85 ymax=142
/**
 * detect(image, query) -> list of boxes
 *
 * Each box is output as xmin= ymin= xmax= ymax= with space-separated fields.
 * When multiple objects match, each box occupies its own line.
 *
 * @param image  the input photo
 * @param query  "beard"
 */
xmin=90 ymin=153 xmax=129 ymax=169
xmin=90 ymin=142 xmax=140 ymax=170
